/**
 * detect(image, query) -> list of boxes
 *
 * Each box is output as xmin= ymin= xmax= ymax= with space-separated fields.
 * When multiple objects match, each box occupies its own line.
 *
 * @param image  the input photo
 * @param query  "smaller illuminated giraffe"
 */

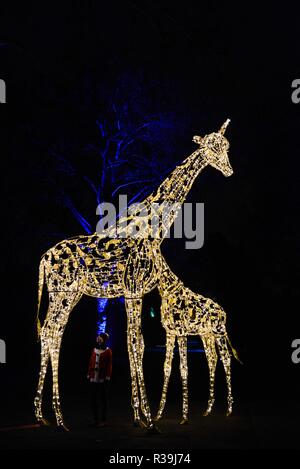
xmin=155 ymin=258 xmax=241 ymax=424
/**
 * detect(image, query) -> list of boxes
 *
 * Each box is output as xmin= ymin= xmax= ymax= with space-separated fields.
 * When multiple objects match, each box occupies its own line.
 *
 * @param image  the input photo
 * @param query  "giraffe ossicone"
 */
xmin=34 ymin=120 xmax=234 ymax=430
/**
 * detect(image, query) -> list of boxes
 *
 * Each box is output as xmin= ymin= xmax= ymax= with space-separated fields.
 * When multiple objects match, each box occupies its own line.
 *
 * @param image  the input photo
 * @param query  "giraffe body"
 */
xmin=40 ymin=235 xmax=161 ymax=299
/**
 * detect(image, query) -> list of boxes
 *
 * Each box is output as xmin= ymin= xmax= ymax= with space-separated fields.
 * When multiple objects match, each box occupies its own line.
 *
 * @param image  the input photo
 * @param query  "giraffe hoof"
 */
xmin=203 ymin=410 xmax=211 ymax=417
xmin=133 ymin=419 xmax=147 ymax=429
xmin=153 ymin=415 xmax=161 ymax=422
xmin=226 ymin=410 xmax=232 ymax=417
xmin=38 ymin=418 xmax=51 ymax=427
xmin=146 ymin=424 xmax=162 ymax=435
xmin=179 ymin=418 xmax=189 ymax=425
xmin=56 ymin=424 xmax=70 ymax=432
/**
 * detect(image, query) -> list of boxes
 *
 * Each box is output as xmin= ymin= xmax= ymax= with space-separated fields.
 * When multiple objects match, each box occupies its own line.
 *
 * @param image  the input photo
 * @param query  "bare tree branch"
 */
xmin=63 ymin=194 xmax=92 ymax=234
xmin=112 ymin=179 xmax=153 ymax=197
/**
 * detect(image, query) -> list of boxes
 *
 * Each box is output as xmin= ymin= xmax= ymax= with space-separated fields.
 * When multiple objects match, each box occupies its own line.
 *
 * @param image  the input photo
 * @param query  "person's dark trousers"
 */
xmin=90 ymin=381 xmax=109 ymax=424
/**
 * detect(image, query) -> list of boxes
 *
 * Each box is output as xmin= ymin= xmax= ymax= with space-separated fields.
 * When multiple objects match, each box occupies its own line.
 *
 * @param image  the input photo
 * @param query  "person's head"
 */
xmin=96 ymin=332 xmax=109 ymax=348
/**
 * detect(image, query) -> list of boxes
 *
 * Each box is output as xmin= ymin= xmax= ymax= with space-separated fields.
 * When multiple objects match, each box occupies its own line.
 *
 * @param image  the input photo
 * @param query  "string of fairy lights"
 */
xmin=34 ymin=120 xmax=237 ymax=429
xmin=155 ymin=256 xmax=241 ymax=424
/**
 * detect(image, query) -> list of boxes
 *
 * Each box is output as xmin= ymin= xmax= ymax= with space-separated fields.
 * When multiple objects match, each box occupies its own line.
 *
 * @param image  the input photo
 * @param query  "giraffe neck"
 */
xmin=108 ymin=147 xmax=208 ymax=241
xmin=157 ymin=257 xmax=182 ymax=296
xmin=142 ymin=148 xmax=208 ymax=240
xmin=149 ymin=148 xmax=206 ymax=204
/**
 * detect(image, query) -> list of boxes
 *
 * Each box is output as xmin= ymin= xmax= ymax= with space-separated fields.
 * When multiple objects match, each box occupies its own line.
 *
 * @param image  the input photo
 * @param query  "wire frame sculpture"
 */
xmin=34 ymin=120 xmax=233 ymax=430
xmin=155 ymin=257 xmax=241 ymax=424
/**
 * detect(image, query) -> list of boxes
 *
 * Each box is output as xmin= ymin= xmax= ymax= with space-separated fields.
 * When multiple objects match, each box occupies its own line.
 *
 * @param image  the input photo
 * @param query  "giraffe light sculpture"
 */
xmin=34 ymin=120 xmax=233 ymax=430
xmin=155 ymin=257 xmax=242 ymax=424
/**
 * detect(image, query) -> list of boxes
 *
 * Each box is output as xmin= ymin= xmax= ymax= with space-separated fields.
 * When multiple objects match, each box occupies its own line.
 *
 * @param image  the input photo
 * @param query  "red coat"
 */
xmin=88 ymin=347 xmax=112 ymax=381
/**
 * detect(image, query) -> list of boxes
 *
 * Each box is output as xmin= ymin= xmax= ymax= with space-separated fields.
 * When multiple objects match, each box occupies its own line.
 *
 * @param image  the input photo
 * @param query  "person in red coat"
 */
xmin=87 ymin=332 xmax=112 ymax=427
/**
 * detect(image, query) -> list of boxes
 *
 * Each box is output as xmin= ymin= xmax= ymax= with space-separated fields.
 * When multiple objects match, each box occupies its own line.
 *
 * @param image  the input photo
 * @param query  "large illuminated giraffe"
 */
xmin=155 ymin=257 xmax=242 ymax=424
xmin=34 ymin=120 xmax=233 ymax=430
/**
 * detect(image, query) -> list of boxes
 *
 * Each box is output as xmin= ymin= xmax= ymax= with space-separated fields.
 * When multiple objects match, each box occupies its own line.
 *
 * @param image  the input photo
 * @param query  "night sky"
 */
xmin=0 ymin=1 xmax=299 ymax=418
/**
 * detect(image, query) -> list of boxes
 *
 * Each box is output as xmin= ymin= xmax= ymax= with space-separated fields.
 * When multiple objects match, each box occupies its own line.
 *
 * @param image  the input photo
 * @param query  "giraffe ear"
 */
xmin=192 ymin=135 xmax=202 ymax=144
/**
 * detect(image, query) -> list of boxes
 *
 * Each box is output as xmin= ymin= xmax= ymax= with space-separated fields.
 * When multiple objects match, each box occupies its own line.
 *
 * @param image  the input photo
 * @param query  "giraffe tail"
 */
xmin=36 ymin=256 xmax=46 ymax=341
xmin=226 ymin=334 xmax=243 ymax=365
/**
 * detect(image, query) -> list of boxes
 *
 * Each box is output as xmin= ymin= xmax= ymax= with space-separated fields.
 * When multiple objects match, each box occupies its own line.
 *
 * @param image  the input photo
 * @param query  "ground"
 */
xmin=0 ymin=395 xmax=299 ymax=450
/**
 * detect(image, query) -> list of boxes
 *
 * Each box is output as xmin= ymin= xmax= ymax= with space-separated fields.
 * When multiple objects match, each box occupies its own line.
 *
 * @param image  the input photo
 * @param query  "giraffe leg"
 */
xmin=202 ymin=334 xmax=218 ymax=416
xmin=48 ymin=291 xmax=82 ymax=430
xmin=155 ymin=332 xmax=175 ymax=421
xmin=34 ymin=326 xmax=51 ymax=425
xmin=216 ymin=335 xmax=233 ymax=416
xmin=49 ymin=332 xmax=66 ymax=429
xmin=126 ymin=314 xmax=144 ymax=427
xmin=125 ymin=297 xmax=156 ymax=430
xmin=177 ymin=336 xmax=189 ymax=424
xmin=136 ymin=329 xmax=148 ymax=428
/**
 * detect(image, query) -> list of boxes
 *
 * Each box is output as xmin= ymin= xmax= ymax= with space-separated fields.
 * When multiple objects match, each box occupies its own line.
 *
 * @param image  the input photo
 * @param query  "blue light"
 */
xmin=97 ymin=298 xmax=108 ymax=334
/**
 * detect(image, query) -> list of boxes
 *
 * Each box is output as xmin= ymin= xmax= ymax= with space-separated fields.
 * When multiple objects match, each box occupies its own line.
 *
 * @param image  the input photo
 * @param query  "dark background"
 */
xmin=0 ymin=1 xmax=299 ymax=449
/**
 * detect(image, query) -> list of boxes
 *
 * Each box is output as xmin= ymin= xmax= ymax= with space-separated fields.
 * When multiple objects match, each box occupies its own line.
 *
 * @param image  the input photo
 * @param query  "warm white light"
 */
xmin=155 ymin=256 xmax=241 ymax=424
xmin=34 ymin=121 xmax=235 ymax=429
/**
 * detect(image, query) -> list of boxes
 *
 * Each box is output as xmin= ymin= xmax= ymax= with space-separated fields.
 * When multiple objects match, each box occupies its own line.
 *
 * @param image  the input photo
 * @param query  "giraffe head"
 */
xmin=193 ymin=119 xmax=233 ymax=177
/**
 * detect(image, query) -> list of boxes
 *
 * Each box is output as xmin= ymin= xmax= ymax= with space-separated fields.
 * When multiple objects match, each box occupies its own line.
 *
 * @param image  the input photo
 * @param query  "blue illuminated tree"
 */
xmin=43 ymin=75 xmax=188 ymax=332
